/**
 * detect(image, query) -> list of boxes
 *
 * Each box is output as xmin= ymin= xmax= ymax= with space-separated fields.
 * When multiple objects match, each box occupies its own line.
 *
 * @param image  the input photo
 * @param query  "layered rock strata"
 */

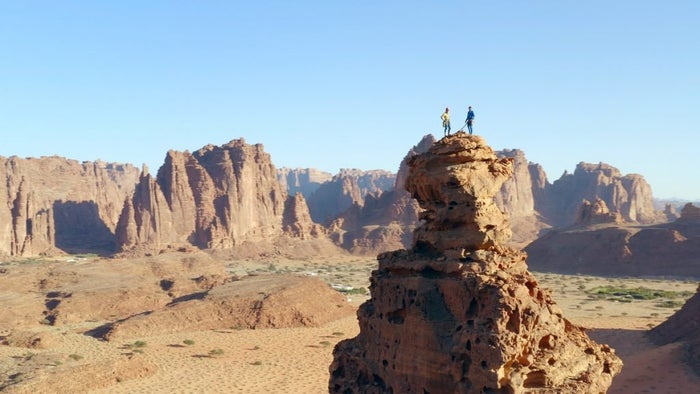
xmin=330 ymin=132 xmax=621 ymax=393
xmin=0 ymin=156 xmax=140 ymax=257
xmin=116 ymin=139 xmax=321 ymax=252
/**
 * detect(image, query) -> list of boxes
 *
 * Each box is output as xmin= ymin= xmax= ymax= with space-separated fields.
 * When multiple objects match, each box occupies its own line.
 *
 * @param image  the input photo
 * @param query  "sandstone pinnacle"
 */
xmin=330 ymin=132 xmax=622 ymax=393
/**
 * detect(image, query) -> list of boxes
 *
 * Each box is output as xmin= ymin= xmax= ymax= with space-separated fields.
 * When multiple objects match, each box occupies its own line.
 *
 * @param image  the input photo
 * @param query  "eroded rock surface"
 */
xmin=0 ymin=157 xmax=139 ymax=257
xmin=330 ymin=133 xmax=621 ymax=393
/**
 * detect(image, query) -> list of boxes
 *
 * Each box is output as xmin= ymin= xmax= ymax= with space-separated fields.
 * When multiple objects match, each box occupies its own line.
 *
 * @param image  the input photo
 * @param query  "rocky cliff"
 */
xmin=276 ymin=167 xmax=333 ymax=199
xmin=330 ymin=132 xmax=621 ymax=393
xmin=327 ymin=136 xmax=434 ymax=255
xmin=116 ymin=139 xmax=320 ymax=253
xmin=305 ymin=169 xmax=395 ymax=224
xmin=0 ymin=156 xmax=140 ymax=257
xmin=542 ymin=162 xmax=661 ymax=227
xmin=525 ymin=203 xmax=700 ymax=277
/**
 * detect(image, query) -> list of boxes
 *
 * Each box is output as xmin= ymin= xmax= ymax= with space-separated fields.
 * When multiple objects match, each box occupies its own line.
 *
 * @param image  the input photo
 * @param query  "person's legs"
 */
xmin=467 ymin=121 xmax=473 ymax=134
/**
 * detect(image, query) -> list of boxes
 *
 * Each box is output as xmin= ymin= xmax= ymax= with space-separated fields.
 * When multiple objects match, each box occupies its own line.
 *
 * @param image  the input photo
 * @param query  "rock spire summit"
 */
xmin=330 ymin=132 xmax=622 ymax=393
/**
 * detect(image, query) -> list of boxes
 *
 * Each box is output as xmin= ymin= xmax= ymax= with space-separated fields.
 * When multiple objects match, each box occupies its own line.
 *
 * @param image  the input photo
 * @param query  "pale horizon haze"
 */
xmin=1 ymin=1 xmax=698 ymax=200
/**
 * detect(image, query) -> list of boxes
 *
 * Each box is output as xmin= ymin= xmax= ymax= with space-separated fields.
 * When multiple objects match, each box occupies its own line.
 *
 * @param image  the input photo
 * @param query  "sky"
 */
xmin=0 ymin=1 xmax=698 ymax=200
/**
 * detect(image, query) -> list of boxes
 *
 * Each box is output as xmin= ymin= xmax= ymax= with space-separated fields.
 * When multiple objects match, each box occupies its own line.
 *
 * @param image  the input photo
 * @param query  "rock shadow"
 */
xmin=53 ymin=200 xmax=115 ymax=255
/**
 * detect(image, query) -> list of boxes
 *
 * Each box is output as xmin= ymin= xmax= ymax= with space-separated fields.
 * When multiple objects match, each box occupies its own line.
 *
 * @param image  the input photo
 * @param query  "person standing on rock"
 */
xmin=441 ymin=107 xmax=451 ymax=136
xmin=465 ymin=106 xmax=475 ymax=135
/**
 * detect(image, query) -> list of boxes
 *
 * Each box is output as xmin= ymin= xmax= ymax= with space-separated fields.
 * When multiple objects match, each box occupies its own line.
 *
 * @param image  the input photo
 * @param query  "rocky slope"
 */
xmin=648 ymin=283 xmax=700 ymax=376
xmin=115 ymin=139 xmax=325 ymax=253
xmin=330 ymin=132 xmax=621 ymax=393
xmin=525 ymin=203 xmax=700 ymax=277
xmin=0 ymin=156 xmax=140 ymax=257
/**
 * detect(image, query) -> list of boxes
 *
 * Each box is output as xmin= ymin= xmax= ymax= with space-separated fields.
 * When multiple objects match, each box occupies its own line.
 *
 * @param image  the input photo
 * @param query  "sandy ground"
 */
xmin=1 ymin=254 xmax=698 ymax=393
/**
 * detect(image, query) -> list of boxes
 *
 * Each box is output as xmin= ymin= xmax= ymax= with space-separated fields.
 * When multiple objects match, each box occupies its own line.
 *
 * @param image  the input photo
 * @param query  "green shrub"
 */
xmin=183 ymin=339 xmax=195 ymax=346
xmin=209 ymin=348 xmax=224 ymax=356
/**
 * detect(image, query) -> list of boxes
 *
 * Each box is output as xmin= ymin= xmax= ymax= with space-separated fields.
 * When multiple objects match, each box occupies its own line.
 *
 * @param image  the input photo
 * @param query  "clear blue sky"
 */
xmin=1 ymin=1 xmax=698 ymax=199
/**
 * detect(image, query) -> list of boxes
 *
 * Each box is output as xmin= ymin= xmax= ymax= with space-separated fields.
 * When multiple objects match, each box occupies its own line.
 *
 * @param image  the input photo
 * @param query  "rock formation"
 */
xmin=541 ymin=162 xmax=662 ymax=227
xmin=525 ymin=202 xmax=700 ymax=277
xmin=327 ymin=136 xmax=434 ymax=255
xmin=573 ymin=198 xmax=623 ymax=226
xmin=115 ymin=139 xmax=324 ymax=253
xmin=330 ymin=133 xmax=621 ymax=393
xmin=0 ymin=156 xmax=140 ymax=257
xmin=305 ymin=169 xmax=395 ymax=224
xmin=277 ymin=167 xmax=333 ymax=199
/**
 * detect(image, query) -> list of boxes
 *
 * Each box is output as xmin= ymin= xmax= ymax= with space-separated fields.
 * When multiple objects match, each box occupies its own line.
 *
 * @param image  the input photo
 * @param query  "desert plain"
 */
xmin=0 ymin=251 xmax=698 ymax=394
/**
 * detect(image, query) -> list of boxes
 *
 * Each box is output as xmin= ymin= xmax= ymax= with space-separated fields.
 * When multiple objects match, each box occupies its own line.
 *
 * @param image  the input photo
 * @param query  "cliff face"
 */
xmin=542 ymin=162 xmax=660 ymax=227
xmin=330 ymin=133 xmax=621 ymax=393
xmin=276 ymin=167 xmax=333 ymax=199
xmin=0 ymin=156 xmax=140 ymax=257
xmin=305 ymin=169 xmax=395 ymax=224
xmin=327 ymin=136 xmax=434 ymax=255
xmin=116 ymin=139 xmax=317 ymax=252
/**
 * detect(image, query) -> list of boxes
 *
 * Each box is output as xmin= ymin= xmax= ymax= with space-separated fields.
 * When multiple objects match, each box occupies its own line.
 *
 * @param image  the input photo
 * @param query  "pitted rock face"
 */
xmin=330 ymin=132 xmax=622 ymax=394
xmin=405 ymin=134 xmax=514 ymax=252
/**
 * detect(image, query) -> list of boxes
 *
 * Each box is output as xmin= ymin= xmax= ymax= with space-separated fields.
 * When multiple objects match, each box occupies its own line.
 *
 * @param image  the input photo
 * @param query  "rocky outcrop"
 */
xmin=327 ymin=136 xmax=434 ymax=255
xmin=574 ymin=198 xmax=623 ymax=226
xmin=0 ymin=156 xmax=140 ymax=257
xmin=277 ymin=167 xmax=333 ymax=199
xmin=116 ymin=139 xmax=320 ymax=253
xmin=648 ymin=285 xmax=700 ymax=376
xmin=283 ymin=192 xmax=326 ymax=239
xmin=494 ymin=149 xmax=550 ymax=247
xmin=542 ymin=162 xmax=662 ymax=227
xmin=100 ymin=274 xmax=354 ymax=340
xmin=525 ymin=203 xmax=700 ymax=276
xmin=330 ymin=133 xmax=621 ymax=393
xmin=305 ymin=169 xmax=395 ymax=224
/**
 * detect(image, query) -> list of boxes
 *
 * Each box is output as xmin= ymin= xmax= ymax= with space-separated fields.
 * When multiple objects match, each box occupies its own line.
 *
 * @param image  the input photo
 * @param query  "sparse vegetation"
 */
xmin=133 ymin=340 xmax=148 ymax=348
xmin=183 ymin=339 xmax=195 ymax=346
xmin=587 ymin=286 xmax=693 ymax=301
xmin=319 ymin=341 xmax=331 ymax=347
xmin=209 ymin=348 xmax=224 ymax=356
xmin=251 ymin=360 xmax=263 ymax=365
xmin=68 ymin=354 xmax=83 ymax=361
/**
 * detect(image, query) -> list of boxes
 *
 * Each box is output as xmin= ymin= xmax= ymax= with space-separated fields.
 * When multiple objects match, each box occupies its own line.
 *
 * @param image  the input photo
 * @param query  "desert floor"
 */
xmin=1 ymin=254 xmax=698 ymax=393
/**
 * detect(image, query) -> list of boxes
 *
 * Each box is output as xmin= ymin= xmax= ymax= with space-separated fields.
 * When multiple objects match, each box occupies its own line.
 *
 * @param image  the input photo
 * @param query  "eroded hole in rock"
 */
xmin=466 ymin=340 xmax=471 ymax=351
xmin=466 ymin=298 xmax=478 ymax=318
xmin=538 ymin=334 xmax=556 ymax=350
xmin=382 ymin=359 xmax=388 ymax=368
xmin=506 ymin=309 xmax=520 ymax=333
xmin=480 ymin=360 xmax=487 ymax=369
xmin=584 ymin=347 xmax=595 ymax=355
xmin=455 ymin=325 xmax=463 ymax=332
xmin=523 ymin=370 xmax=547 ymax=388
xmin=387 ymin=309 xmax=406 ymax=325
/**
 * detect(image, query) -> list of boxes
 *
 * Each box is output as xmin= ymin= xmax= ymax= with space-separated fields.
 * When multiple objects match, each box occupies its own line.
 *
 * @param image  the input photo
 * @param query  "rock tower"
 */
xmin=330 ymin=133 xmax=622 ymax=393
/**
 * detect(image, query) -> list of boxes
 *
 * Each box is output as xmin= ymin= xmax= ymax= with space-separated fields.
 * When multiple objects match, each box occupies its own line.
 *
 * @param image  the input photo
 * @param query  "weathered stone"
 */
xmin=330 ymin=132 xmax=622 ymax=393
xmin=115 ymin=139 xmax=325 ymax=253
xmin=0 ymin=156 xmax=140 ymax=257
